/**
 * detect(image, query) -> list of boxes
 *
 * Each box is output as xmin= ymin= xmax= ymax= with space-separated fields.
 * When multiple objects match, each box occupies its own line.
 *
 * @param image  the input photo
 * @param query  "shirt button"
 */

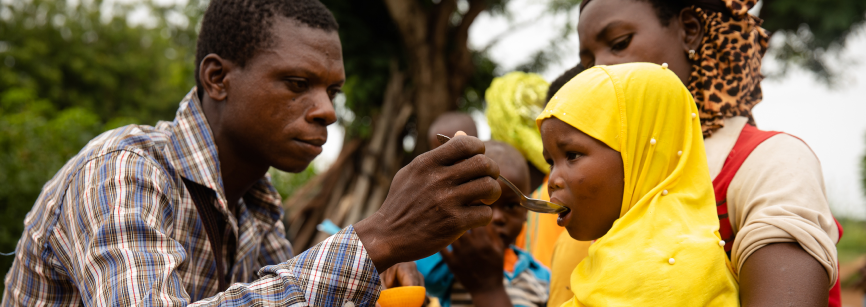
xmin=343 ymin=302 xmax=355 ymax=307
xmin=677 ymin=151 xmax=683 ymax=157
xmin=669 ymin=258 xmax=676 ymax=265
xmin=662 ymin=190 xmax=668 ymax=196
xmin=719 ymin=240 xmax=726 ymax=246
xmin=650 ymin=138 xmax=657 ymax=145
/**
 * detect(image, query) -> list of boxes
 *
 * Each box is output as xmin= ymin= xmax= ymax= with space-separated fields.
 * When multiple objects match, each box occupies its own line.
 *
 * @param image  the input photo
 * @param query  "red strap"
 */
xmin=712 ymin=124 xmax=782 ymax=255
xmin=711 ymin=124 xmax=844 ymax=306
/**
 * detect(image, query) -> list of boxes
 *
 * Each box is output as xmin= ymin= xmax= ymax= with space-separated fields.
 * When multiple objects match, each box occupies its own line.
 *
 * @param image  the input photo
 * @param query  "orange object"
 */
xmin=377 ymin=286 xmax=426 ymax=307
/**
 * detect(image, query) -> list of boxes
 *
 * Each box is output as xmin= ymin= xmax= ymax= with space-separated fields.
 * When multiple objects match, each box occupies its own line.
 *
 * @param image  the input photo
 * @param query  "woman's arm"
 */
xmin=739 ymin=242 xmax=829 ymax=306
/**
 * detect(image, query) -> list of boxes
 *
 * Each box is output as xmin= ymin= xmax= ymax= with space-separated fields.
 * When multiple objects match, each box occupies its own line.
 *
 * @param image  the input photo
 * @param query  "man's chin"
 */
xmin=272 ymin=158 xmax=314 ymax=173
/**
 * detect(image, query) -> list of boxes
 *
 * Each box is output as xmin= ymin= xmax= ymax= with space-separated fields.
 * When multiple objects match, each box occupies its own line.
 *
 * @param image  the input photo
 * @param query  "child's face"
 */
xmin=489 ymin=179 xmax=528 ymax=247
xmin=541 ymin=118 xmax=624 ymax=241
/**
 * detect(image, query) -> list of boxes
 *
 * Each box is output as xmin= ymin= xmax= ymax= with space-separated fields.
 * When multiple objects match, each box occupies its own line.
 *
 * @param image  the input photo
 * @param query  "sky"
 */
xmin=316 ymin=0 xmax=866 ymax=219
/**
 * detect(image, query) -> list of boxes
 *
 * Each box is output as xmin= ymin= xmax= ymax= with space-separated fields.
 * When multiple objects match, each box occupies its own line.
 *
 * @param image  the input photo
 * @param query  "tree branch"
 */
xmin=382 ymin=0 xmax=428 ymax=50
xmin=432 ymin=0 xmax=458 ymax=52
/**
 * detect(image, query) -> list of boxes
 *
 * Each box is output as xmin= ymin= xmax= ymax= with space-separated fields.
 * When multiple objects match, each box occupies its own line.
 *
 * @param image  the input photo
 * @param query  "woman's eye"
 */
xmin=611 ymin=34 xmax=632 ymax=52
xmin=566 ymin=152 xmax=581 ymax=160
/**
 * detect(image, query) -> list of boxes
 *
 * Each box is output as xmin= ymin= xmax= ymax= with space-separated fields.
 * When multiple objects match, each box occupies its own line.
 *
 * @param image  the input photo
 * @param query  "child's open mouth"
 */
xmin=556 ymin=207 xmax=572 ymax=227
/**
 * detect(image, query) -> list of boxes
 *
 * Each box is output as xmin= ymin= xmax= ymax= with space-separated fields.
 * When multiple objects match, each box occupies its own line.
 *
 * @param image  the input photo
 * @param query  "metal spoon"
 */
xmin=436 ymin=134 xmax=568 ymax=214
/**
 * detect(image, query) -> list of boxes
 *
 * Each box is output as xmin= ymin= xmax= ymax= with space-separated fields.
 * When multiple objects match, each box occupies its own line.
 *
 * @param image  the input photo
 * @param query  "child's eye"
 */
xmin=566 ymin=152 xmax=581 ymax=160
xmin=611 ymin=34 xmax=632 ymax=52
xmin=505 ymin=202 xmax=518 ymax=209
xmin=545 ymin=159 xmax=554 ymax=171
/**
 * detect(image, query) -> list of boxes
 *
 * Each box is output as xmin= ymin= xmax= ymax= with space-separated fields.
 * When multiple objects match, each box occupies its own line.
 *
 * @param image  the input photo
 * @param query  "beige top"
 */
xmin=705 ymin=116 xmax=840 ymax=288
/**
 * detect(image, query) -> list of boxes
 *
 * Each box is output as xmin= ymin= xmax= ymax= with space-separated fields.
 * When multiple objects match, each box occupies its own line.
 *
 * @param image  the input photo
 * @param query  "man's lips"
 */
xmin=294 ymin=138 xmax=325 ymax=156
xmin=296 ymin=138 xmax=326 ymax=147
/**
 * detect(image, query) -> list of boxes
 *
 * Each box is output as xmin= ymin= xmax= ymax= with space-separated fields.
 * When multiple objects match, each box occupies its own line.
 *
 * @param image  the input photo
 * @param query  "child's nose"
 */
xmin=492 ymin=208 xmax=506 ymax=224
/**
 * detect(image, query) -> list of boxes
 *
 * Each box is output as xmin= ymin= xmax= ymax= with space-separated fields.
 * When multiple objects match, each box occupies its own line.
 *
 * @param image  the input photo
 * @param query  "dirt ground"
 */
xmin=840 ymin=256 xmax=865 ymax=307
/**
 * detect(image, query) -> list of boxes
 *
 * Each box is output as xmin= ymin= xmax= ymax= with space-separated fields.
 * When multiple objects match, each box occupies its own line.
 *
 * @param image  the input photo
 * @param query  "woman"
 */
xmin=548 ymin=0 xmax=841 ymax=306
xmin=540 ymin=62 xmax=738 ymax=305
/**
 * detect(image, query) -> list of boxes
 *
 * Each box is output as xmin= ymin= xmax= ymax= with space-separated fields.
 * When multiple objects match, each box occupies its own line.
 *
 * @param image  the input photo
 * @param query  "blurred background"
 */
xmin=1 ymin=0 xmax=865 ymax=303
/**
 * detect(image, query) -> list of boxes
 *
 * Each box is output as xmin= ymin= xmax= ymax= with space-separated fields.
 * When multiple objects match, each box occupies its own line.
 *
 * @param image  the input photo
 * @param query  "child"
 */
xmin=428 ymin=112 xmax=478 ymax=149
xmin=415 ymin=141 xmax=550 ymax=307
xmin=538 ymin=63 xmax=738 ymax=305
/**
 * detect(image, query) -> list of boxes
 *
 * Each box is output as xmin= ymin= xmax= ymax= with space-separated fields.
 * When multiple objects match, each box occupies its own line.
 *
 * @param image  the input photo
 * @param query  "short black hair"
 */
xmin=194 ymin=0 xmax=339 ymax=98
xmin=546 ymin=63 xmax=585 ymax=104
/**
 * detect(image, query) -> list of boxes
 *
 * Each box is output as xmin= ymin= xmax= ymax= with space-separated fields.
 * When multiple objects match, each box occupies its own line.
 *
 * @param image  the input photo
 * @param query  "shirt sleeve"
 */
xmin=727 ymin=134 xmax=839 ymax=288
xmin=56 ymin=151 xmax=381 ymax=306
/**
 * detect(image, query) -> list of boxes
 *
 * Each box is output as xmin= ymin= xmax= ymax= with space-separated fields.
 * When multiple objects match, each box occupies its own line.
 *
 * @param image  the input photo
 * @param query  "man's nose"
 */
xmin=307 ymin=89 xmax=337 ymax=126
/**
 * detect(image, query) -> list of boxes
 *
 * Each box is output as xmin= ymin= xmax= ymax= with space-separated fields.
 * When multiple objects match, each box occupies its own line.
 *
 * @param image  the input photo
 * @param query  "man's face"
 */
xmin=221 ymin=17 xmax=344 ymax=173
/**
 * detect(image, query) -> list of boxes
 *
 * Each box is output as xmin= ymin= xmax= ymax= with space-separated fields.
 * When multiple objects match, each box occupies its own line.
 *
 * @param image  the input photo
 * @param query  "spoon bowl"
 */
xmin=436 ymin=134 xmax=568 ymax=214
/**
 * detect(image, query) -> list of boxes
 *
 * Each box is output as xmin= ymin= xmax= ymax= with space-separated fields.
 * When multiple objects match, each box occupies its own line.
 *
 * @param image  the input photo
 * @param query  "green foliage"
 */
xmin=761 ymin=0 xmax=866 ymax=83
xmin=0 ymin=0 xmax=201 ymax=292
xmin=319 ymin=0 xmax=403 ymax=138
xmin=268 ymin=166 xmax=318 ymax=201
xmin=837 ymin=218 xmax=866 ymax=264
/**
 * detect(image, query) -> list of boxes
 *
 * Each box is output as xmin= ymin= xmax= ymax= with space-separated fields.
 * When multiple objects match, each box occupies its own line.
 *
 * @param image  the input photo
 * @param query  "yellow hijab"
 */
xmin=537 ymin=63 xmax=739 ymax=306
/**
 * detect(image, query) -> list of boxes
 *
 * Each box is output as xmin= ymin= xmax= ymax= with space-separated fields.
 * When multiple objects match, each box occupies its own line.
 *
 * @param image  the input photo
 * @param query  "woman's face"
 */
xmin=541 ymin=118 xmax=624 ymax=241
xmin=577 ymin=0 xmax=692 ymax=83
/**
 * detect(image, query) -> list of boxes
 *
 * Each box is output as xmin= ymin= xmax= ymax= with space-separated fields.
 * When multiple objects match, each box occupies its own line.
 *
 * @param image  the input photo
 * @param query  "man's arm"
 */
xmin=59 ymin=153 xmax=380 ymax=306
xmin=727 ymin=135 xmax=839 ymax=306
xmin=59 ymin=133 xmax=500 ymax=306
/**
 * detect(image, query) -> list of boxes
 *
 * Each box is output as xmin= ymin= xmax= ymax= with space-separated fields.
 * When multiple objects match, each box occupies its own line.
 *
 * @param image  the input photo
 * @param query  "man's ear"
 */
xmin=679 ymin=8 xmax=704 ymax=54
xmin=198 ymin=54 xmax=233 ymax=102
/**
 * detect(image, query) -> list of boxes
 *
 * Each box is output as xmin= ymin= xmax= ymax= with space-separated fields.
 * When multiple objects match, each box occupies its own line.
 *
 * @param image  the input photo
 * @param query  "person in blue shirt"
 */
xmin=416 ymin=141 xmax=550 ymax=307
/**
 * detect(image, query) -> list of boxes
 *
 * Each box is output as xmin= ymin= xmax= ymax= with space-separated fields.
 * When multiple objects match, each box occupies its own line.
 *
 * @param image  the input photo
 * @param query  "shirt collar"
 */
xmin=163 ymin=88 xmax=283 ymax=224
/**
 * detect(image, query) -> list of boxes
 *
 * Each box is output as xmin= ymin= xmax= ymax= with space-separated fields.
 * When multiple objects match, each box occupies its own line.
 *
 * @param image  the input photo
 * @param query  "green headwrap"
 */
xmin=485 ymin=71 xmax=550 ymax=174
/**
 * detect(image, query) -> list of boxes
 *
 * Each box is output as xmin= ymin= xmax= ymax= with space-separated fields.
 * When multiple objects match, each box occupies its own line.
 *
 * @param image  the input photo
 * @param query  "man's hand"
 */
xmin=441 ymin=225 xmax=513 ymax=307
xmin=379 ymin=262 xmax=424 ymax=289
xmin=355 ymin=133 xmax=502 ymax=272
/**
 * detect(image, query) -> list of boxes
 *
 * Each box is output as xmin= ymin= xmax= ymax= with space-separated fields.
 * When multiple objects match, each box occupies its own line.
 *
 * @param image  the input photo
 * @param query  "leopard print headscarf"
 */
xmin=687 ymin=0 xmax=770 ymax=136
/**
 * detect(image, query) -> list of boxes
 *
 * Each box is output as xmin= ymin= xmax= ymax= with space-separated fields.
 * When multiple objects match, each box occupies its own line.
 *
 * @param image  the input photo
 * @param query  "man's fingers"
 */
xmin=452 ymin=175 xmax=502 ymax=206
xmin=447 ymin=154 xmax=500 ymax=185
xmin=426 ymin=135 xmax=485 ymax=166
xmin=457 ymin=203 xmax=493 ymax=230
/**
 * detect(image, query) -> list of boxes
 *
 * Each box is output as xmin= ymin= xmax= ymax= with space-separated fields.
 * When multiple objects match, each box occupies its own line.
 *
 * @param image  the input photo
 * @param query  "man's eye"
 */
xmin=611 ymin=34 xmax=632 ymax=52
xmin=328 ymin=88 xmax=342 ymax=100
xmin=566 ymin=152 xmax=581 ymax=160
xmin=286 ymin=79 xmax=309 ymax=92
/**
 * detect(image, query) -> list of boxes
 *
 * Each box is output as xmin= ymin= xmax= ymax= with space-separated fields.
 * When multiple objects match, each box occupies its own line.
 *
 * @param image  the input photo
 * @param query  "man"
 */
xmin=1 ymin=1 xmax=501 ymax=306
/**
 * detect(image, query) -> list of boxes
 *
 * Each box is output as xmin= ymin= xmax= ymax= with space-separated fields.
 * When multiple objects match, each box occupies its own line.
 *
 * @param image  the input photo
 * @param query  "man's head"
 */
xmin=427 ymin=112 xmax=478 ymax=149
xmin=484 ymin=141 xmax=530 ymax=247
xmin=196 ymin=0 xmax=344 ymax=173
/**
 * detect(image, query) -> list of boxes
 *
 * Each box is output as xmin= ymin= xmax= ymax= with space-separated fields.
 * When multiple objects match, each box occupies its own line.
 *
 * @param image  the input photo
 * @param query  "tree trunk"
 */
xmin=284 ymin=0 xmax=487 ymax=251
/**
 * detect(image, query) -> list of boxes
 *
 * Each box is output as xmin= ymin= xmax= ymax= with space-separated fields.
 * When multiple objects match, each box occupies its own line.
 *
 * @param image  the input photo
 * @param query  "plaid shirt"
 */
xmin=2 ymin=89 xmax=381 ymax=306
